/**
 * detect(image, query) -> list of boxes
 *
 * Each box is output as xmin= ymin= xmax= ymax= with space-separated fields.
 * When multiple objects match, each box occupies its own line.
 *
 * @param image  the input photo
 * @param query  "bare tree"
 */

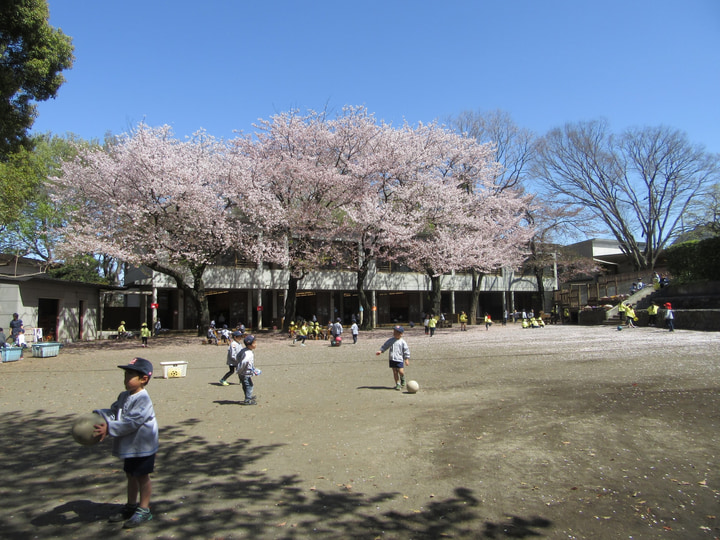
xmin=679 ymin=182 xmax=720 ymax=240
xmin=448 ymin=110 xmax=537 ymax=321
xmin=448 ymin=109 xmax=535 ymax=192
xmin=533 ymin=120 xmax=720 ymax=270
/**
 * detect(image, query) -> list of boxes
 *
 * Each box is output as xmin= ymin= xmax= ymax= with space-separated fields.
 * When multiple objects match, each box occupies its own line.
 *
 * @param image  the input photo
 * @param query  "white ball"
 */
xmin=72 ymin=412 xmax=105 ymax=446
xmin=406 ymin=380 xmax=420 ymax=393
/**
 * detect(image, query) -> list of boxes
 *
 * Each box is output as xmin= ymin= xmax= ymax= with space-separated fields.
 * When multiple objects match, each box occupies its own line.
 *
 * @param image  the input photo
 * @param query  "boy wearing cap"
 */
xmin=94 ymin=357 xmax=159 ymax=529
xmin=238 ymin=335 xmax=259 ymax=405
xmin=376 ymin=326 xmax=411 ymax=390
xmin=219 ymin=330 xmax=244 ymax=385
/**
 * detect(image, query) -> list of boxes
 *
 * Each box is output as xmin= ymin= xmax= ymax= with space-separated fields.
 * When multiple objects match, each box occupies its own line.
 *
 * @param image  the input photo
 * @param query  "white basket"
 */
xmin=160 ymin=361 xmax=188 ymax=378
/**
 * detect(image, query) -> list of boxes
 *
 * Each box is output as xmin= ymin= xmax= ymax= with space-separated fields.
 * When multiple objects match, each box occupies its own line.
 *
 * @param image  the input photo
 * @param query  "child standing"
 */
xmin=376 ymin=325 xmax=411 ymax=390
xmin=140 ymin=323 xmax=151 ymax=347
xmin=94 ymin=357 xmax=158 ymax=529
xmin=664 ymin=302 xmax=675 ymax=332
xmin=238 ymin=335 xmax=259 ymax=405
xmin=350 ymin=320 xmax=359 ymax=344
xmin=219 ymin=330 xmax=244 ymax=385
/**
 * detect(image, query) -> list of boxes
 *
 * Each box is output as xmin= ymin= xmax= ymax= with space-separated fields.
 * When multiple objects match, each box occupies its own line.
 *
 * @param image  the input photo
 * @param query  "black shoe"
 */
xmin=109 ymin=503 xmax=137 ymax=522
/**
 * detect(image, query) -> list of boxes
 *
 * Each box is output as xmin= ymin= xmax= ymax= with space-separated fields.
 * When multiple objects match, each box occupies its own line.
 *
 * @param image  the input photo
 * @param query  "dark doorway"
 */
xmin=78 ymin=300 xmax=85 ymax=341
xmin=38 ymin=298 xmax=59 ymax=341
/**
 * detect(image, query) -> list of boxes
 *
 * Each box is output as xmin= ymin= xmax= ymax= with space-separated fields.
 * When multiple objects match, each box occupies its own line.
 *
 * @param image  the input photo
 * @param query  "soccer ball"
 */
xmin=71 ymin=412 xmax=105 ymax=446
xmin=406 ymin=380 xmax=420 ymax=393
xmin=617 ymin=325 xmax=623 ymax=331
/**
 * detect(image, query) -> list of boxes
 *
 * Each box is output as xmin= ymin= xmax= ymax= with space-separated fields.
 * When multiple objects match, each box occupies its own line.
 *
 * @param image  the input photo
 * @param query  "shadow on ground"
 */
xmin=1 ymin=410 xmax=552 ymax=539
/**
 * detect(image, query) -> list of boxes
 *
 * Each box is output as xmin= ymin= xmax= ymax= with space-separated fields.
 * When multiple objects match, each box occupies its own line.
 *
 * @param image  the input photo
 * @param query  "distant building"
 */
xmin=0 ymin=255 xmax=104 ymax=342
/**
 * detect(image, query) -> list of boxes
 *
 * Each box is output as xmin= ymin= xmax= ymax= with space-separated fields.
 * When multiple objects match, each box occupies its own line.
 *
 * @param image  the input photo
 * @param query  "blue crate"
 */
xmin=32 ymin=342 xmax=61 ymax=358
xmin=1 ymin=347 xmax=24 ymax=362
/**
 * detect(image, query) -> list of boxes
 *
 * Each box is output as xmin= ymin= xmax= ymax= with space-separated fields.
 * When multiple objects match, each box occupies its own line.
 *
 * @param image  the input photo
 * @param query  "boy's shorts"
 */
xmin=124 ymin=454 xmax=156 ymax=476
xmin=389 ymin=360 xmax=404 ymax=369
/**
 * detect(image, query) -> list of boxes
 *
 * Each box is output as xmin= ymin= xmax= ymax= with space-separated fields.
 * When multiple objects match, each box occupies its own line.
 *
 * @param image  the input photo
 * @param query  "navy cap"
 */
xmin=117 ymin=357 xmax=153 ymax=378
xmin=244 ymin=334 xmax=256 ymax=346
xmin=393 ymin=325 xmax=404 ymax=333
xmin=232 ymin=330 xmax=243 ymax=337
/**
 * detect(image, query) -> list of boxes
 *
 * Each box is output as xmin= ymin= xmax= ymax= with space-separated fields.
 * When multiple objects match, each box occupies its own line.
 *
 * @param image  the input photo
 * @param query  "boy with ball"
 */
xmin=94 ymin=357 xmax=159 ymax=528
xmin=376 ymin=325 xmax=411 ymax=390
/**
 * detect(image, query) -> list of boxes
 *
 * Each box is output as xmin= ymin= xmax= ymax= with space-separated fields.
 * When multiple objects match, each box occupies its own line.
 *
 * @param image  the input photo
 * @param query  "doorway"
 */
xmin=38 ymin=298 xmax=59 ymax=341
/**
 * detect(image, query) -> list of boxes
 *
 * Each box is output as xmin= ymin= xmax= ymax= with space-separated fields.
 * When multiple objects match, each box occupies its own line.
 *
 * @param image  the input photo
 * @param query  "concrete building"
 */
xmin=125 ymin=259 xmax=555 ymax=331
xmin=0 ymin=255 xmax=104 ymax=343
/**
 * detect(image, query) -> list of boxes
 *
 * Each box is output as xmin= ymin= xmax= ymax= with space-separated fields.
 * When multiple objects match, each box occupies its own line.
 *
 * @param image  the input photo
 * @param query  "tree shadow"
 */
xmin=482 ymin=515 xmax=553 ymax=538
xmin=1 ymin=410 xmax=553 ymax=539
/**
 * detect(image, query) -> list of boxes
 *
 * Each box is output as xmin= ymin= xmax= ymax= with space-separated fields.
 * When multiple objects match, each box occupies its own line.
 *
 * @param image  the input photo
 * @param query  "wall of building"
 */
xmin=0 ymin=279 xmax=101 ymax=342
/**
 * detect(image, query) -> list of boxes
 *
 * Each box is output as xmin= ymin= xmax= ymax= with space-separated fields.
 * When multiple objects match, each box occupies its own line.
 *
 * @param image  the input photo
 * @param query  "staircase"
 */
xmin=603 ymin=287 xmax=657 ymax=325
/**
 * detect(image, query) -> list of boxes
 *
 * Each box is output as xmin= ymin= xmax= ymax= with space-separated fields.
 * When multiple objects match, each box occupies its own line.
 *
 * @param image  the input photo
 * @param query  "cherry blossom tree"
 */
xmin=227 ymin=108 xmax=369 ymax=328
xmin=392 ymin=122 xmax=533 ymax=319
xmin=53 ymin=124 xmax=236 ymax=334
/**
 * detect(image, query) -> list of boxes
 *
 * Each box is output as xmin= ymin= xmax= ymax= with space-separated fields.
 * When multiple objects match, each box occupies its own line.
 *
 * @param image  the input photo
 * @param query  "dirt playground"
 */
xmin=0 ymin=323 xmax=718 ymax=539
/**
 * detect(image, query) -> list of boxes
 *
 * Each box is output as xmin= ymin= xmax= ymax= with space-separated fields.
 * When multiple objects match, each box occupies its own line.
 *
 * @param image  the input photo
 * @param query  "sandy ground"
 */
xmin=1 ymin=323 xmax=719 ymax=539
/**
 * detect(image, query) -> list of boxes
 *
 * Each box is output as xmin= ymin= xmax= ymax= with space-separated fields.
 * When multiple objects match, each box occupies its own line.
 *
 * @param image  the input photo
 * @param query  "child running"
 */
xmin=94 ymin=357 xmax=159 ymax=529
xmin=219 ymin=330 xmax=244 ymax=385
xmin=376 ymin=325 xmax=411 ymax=390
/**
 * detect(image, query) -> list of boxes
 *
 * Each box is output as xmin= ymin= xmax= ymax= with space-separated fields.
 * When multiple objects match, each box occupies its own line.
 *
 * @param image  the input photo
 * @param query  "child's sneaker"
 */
xmin=395 ymin=383 xmax=401 ymax=390
xmin=400 ymin=377 xmax=406 ymax=387
xmin=219 ymin=379 xmax=229 ymax=386
xmin=108 ymin=503 xmax=137 ymax=522
xmin=123 ymin=507 xmax=152 ymax=528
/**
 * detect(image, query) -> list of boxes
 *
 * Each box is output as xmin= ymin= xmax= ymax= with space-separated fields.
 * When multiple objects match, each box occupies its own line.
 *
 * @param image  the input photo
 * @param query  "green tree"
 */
xmin=0 ymin=0 xmax=74 ymax=158
xmin=46 ymin=253 xmax=109 ymax=284
xmin=1 ymin=133 xmax=86 ymax=260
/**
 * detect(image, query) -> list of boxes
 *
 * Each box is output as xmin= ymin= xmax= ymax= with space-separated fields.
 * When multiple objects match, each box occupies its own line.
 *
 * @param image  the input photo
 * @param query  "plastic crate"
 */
xmin=32 ymin=342 xmax=61 ymax=358
xmin=160 ymin=361 xmax=188 ymax=378
xmin=1 ymin=347 xmax=24 ymax=362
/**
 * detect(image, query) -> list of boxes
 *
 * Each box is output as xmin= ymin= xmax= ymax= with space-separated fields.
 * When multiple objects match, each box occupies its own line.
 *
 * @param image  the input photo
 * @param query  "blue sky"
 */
xmin=33 ymin=0 xmax=720 ymax=153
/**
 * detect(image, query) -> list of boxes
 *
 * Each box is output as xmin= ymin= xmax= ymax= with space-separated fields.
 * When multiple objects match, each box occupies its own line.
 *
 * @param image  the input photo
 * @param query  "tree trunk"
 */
xmin=469 ymin=269 xmax=484 ymax=325
xmin=427 ymin=271 xmax=442 ymax=316
xmin=533 ymin=266 xmax=546 ymax=315
xmin=190 ymin=266 xmax=210 ymax=336
xmin=147 ymin=262 xmax=209 ymax=336
xmin=283 ymin=275 xmax=300 ymax=331
xmin=356 ymin=255 xmax=372 ymax=330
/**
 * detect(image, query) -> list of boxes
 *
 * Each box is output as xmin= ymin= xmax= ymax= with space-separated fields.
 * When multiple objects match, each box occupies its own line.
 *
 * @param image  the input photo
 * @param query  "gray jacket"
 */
xmin=96 ymin=388 xmax=158 ymax=459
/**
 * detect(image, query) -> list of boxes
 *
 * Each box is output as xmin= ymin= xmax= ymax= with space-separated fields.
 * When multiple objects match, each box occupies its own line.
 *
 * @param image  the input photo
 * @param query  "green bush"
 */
xmin=665 ymin=237 xmax=720 ymax=282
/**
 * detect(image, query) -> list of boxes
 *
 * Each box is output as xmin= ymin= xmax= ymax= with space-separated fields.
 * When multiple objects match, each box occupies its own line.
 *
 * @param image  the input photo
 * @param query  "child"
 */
xmin=237 ymin=335 xmax=259 ymax=405
xmin=219 ymin=330 xmax=244 ymax=385
xmin=625 ymin=304 xmax=637 ymax=328
xmin=15 ymin=328 xmax=27 ymax=348
xmin=220 ymin=324 xmax=231 ymax=344
xmin=376 ymin=325 xmax=411 ymax=390
xmin=350 ymin=320 xmax=359 ymax=344
xmin=428 ymin=315 xmax=437 ymax=336
xmin=140 ymin=323 xmax=151 ymax=347
xmin=0 ymin=327 xmax=7 ymax=347
xmin=94 ymin=357 xmax=158 ymax=529
xmin=664 ymin=302 xmax=675 ymax=332
xmin=294 ymin=321 xmax=309 ymax=346
xmin=484 ymin=313 xmax=492 ymax=330
xmin=207 ymin=326 xmax=219 ymax=345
